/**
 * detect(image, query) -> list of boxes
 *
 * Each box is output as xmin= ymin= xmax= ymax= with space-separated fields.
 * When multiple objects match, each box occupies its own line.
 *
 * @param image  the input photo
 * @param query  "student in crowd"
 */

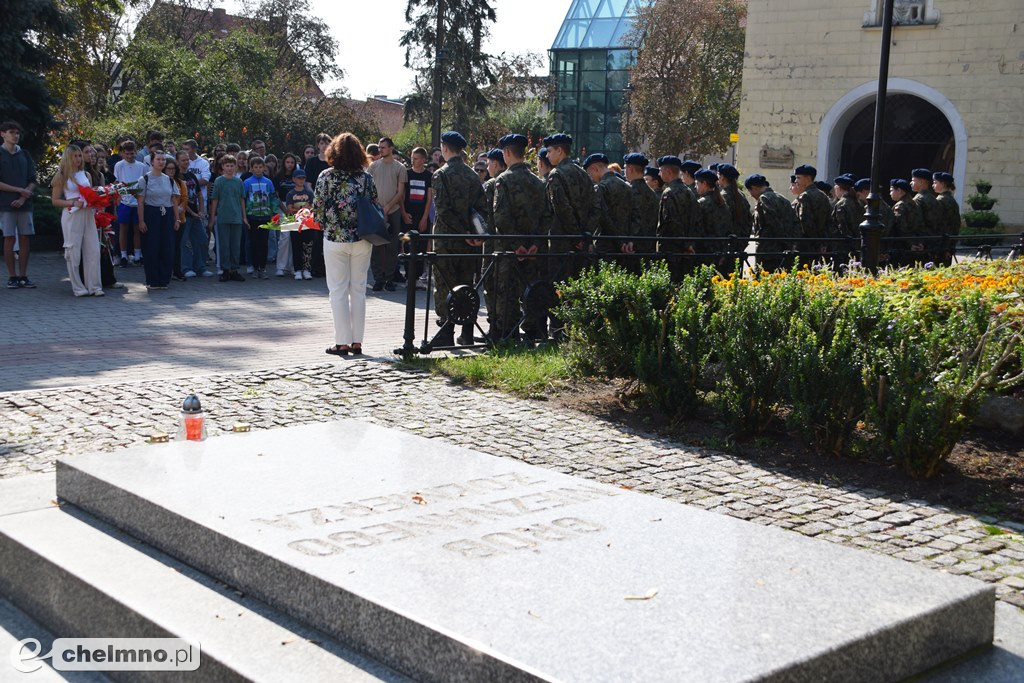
xmin=209 ymin=154 xmax=247 ymax=282
xmin=113 ymin=140 xmax=146 ymax=266
xmin=52 ymin=144 xmax=102 ymax=296
xmin=286 ymin=168 xmax=314 ymax=280
xmin=81 ymin=143 xmax=120 ymax=289
xmin=177 ymin=150 xmax=209 ymax=277
xmin=164 ymin=155 xmax=188 ymax=281
xmin=136 ymin=152 xmax=179 ymax=290
xmin=303 ymin=134 xmax=332 ymax=277
xmin=302 ymin=144 xmax=316 ymax=168
xmin=367 ymin=137 xmax=408 ymax=291
xmin=404 ymin=146 xmax=433 ymax=288
xmin=237 ymin=150 xmax=250 ymax=180
xmin=274 ymin=153 xmax=299 ymax=276
xmin=242 ymin=155 xmax=277 ymax=279
xmin=314 ymin=132 xmax=377 ymax=357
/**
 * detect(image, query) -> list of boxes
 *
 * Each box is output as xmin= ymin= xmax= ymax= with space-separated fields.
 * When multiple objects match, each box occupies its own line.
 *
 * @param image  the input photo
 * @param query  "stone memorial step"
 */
xmin=0 ymin=474 xmax=406 ymax=683
xmin=55 ymin=421 xmax=995 ymax=683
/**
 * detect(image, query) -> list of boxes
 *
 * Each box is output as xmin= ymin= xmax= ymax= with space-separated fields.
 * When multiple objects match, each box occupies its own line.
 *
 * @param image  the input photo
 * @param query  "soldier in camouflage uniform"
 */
xmin=793 ymin=164 xmax=835 ymax=260
xmin=717 ymin=163 xmax=754 ymax=240
xmin=481 ymin=147 xmax=506 ymax=334
xmin=623 ymin=153 xmax=658 ymax=270
xmin=655 ymin=155 xmax=697 ymax=280
xmin=681 ymin=160 xmax=701 ymax=194
xmin=543 ymin=133 xmax=596 ymax=283
xmin=853 ymin=178 xmax=895 ymax=267
xmin=933 ymin=171 xmax=961 ymax=266
xmin=584 ymin=153 xmax=632 ymax=256
xmin=890 ymin=178 xmax=927 ymax=266
xmin=694 ymin=169 xmax=733 ymax=273
xmin=832 ymin=174 xmax=863 ymax=240
xmin=911 ymin=168 xmax=940 ymax=236
xmin=431 ymin=130 xmax=489 ymax=346
xmin=745 ymin=174 xmax=800 ymax=271
xmin=491 ymin=134 xmax=548 ymax=340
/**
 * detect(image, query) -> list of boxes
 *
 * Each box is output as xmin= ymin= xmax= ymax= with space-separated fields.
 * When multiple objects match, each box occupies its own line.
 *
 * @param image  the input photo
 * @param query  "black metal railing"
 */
xmin=394 ymin=231 xmax=1024 ymax=357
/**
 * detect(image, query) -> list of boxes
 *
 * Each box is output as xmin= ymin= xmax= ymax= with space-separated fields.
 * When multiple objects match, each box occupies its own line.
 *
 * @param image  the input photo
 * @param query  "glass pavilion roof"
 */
xmin=551 ymin=0 xmax=640 ymax=50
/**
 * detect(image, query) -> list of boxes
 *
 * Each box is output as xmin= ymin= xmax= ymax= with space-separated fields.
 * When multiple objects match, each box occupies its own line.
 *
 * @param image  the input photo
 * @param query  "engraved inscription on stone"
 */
xmin=759 ymin=145 xmax=795 ymax=169
xmin=250 ymin=471 xmax=616 ymax=559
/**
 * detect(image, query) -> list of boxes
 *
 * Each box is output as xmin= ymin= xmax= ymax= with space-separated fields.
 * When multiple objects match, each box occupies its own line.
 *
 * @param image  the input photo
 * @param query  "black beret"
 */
xmin=538 ymin=147 xmax=549 ymax=162
xmin=833 ymin=175 xmax=855 ymax=189
xmin=645 ymin=166 xmax=661 ymax=178
xmin=623 ymin=152 xmax=649 ymax=167
xmin=542 ymin=133 xmax=572 ymax=147
xmin=440 ymin=130 xmax=467 ymax=148
xmin=498 ymin=134 xmax=528 ymax=149
xmin=911 ymin=168 xmax=932 ymax=180
xmin=744 ymin=173 xmax=769 ymax=188
xmin=657 ymin=155 xmax=682 ymax=168
xmin=814 ymin=180 xmax=833 ymax=193
xmin=582 ymin=153 xmax=610 ymax=169
xmin=794 ymin=164 xmax=817 ymax=178
xmin=933 ymin=171 xmax=954 ymax=184
xmin=681 ymin=160 xmax=702 ymax=174
xmin=709 ymin=163 xmax=721 ymax=172
xmin=890 ymin=178 xmax=912 ymax=193
xmin=717 ymin=163 xmax=740 ymax=180
xmin=854 ymin=178 xmax=871 ymax=192
xmin=486 ymin=148 xmax=504 ymax=161
xmin=694 ymin=169 xmax=718 ymax=184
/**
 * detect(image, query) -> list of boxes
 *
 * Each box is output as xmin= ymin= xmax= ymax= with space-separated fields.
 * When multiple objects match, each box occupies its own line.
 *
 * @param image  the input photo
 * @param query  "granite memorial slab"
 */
xmin=56 ymin=421 xmax=995 ymax=683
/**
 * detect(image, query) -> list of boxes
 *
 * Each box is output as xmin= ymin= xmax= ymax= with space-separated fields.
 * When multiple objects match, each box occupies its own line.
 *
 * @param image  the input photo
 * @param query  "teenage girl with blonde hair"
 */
xmin=51 ymin=144 xmax=103 ymax=297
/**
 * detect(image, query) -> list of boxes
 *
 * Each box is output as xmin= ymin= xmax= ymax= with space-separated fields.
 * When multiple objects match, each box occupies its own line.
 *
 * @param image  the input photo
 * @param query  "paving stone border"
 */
xmin=2 ymin=359 xmax=1023 ymax=609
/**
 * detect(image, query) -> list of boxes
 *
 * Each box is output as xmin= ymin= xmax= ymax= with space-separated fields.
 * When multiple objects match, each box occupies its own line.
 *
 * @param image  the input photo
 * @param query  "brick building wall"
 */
xmin=737 ymin=2 xmax=1024 ymax=228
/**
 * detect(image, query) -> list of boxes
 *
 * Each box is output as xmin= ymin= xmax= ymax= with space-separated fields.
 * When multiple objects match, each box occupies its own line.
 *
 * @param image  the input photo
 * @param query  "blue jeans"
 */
xmin=181 ymin=216 xmax=207 ymax=273
xmin=141 ymin=205 xmax=175 ymax=286
xmin=217 ymin=223 xmax=244 ymax=271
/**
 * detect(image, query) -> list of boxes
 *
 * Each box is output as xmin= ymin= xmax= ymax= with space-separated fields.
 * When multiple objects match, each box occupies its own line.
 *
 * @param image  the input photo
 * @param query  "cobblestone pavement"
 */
xmin=2 ymin=360 xmax=1022 ymax=610
xmin=0 ymin=252 xmax=426 ymax=392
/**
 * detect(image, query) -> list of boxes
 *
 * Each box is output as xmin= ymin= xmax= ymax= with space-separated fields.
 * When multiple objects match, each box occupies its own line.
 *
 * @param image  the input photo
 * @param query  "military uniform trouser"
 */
xmin=433 ymin=251 xmax=477 ymax=327
xmin=483 ymin=251 xmax=530 ymax=337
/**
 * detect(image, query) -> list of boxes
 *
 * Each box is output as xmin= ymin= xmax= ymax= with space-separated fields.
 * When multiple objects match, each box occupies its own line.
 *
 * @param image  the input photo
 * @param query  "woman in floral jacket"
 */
xmin=313 ymin=132 xmax=378 ymax=356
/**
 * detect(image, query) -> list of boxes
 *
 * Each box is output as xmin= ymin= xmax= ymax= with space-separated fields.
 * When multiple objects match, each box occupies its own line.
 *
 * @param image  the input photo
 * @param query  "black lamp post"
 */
xmin=859 ymin=0 xmax=896 ymax=274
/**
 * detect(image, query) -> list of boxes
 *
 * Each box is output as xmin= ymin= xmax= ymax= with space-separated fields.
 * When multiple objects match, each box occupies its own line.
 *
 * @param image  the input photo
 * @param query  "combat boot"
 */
xmin=456 ymin=323 xmax=475 ymax=346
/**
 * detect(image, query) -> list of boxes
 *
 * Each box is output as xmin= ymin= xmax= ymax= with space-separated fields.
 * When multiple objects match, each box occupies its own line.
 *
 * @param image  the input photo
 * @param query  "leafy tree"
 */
xmin=623 ymin=0 xmax=746 ymax=157
xmin=0 ymin=0 xmax=75 ymax=155
xmin=238 ymin=0 xmax=344 ymax=87
xmin=401 ymin=0 xmax=497 ymax=134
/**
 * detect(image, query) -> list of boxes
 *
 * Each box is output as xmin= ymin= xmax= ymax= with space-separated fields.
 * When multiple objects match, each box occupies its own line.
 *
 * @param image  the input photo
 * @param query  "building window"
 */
xmin=863 ymin=1 xmax=940 ymax=27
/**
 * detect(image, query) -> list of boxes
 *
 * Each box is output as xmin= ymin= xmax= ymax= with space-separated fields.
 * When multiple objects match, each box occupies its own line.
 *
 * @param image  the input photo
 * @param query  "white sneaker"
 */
xmin=246 ymin=266 xmax=254 ymax=274
xmin=184 ymin=270 xmax=197 ymax=278
xmin=302 ymin=270 xmax=312 ymax=280
xmin=294 ymin=272 xmax=304 ymax=280
xmin=217 ymin=268 xmax=224 ymax=275
xmin=201 ymin=270 xmax=214 ymax=277
xmin=275 ymin=269 xmax=285 ymax=277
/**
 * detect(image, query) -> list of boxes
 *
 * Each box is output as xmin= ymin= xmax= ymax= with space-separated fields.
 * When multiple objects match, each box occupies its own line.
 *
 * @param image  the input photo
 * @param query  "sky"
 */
xmin=223 ymin=0 xmax=574 ymax=100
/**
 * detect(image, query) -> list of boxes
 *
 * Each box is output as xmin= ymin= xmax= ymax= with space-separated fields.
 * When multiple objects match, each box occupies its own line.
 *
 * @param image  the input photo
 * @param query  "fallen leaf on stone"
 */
xmin=49 ymin=499 xmax=62 ymax=507
xmin=625 ymin=588 xmax=659 ymax=601
xmin=528 ymin=611 xmax=541 ymax=619
xmin=619 ymin=485 xmax=633 ymax=490
xmin=280 ymin=637 xmax=296 ymax=645
xmin=412 ymin=495 xmax=427 ymax=505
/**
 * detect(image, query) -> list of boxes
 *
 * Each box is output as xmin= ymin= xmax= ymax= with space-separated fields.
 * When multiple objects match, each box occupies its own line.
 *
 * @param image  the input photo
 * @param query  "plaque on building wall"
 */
xmin=759 ymin=145 xmax=795 ymax=169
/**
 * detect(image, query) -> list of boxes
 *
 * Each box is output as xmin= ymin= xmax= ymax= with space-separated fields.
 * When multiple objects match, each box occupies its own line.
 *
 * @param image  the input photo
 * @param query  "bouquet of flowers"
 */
xmin=259 ymin=210 xmax=321 ymax=232
xmin=71 ymin=181 xmax=143 ymax=213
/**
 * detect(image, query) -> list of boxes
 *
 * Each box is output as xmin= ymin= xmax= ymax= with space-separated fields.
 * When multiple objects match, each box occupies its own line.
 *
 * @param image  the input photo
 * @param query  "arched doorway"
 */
xmin=839 ymin=94 xmax=954 ymax=182
xmin=817 ymin=78 xmax=968 ymax=204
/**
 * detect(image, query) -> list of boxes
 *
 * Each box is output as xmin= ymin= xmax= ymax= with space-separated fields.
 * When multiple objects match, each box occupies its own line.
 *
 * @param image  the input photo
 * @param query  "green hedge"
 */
xmin=556 ymin=260 xmax=1024 ymax=478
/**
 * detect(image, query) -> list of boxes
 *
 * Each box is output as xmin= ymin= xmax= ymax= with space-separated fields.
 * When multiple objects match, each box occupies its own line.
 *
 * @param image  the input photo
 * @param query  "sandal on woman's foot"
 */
xmin=326 ymin=345 xmax=350 ymax=356
xmin=350 ymin=343 xmax=363 ymax=355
